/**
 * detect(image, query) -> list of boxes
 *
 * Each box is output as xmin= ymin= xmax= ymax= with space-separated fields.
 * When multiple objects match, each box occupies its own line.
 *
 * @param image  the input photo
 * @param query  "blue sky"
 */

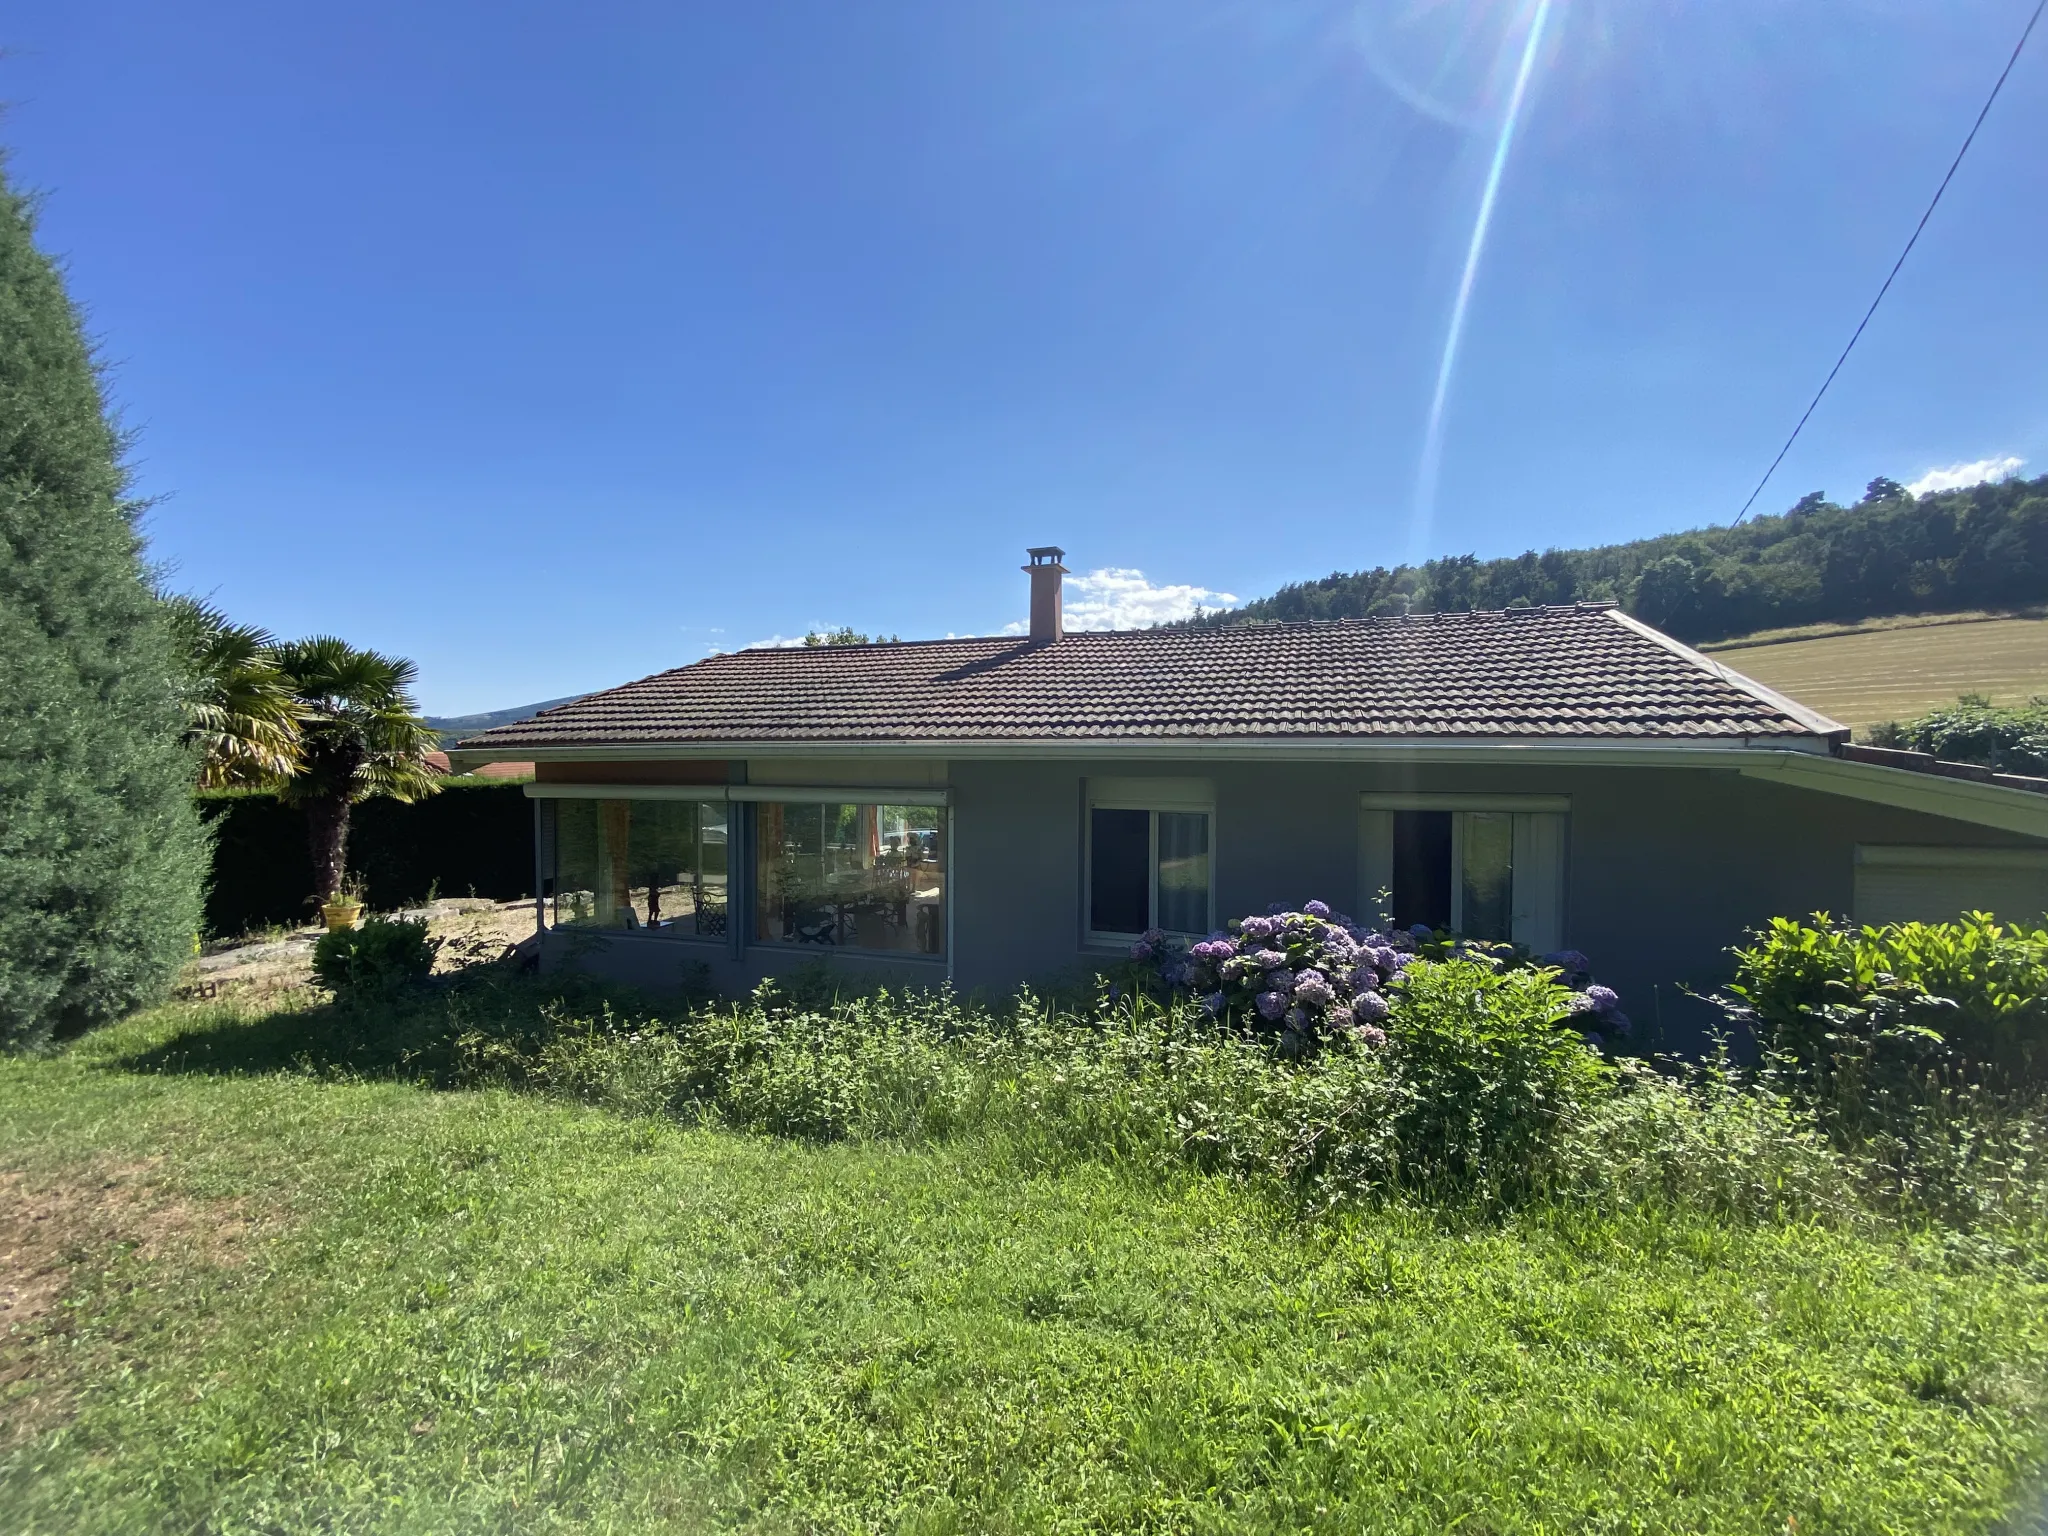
xmin=5 ymin=1 xmax=2044 ymax=713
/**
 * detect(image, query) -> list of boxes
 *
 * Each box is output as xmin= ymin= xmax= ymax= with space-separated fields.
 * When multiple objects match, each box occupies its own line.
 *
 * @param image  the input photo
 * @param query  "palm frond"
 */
xmin=167 ymin=593 xmax=304 ymax=788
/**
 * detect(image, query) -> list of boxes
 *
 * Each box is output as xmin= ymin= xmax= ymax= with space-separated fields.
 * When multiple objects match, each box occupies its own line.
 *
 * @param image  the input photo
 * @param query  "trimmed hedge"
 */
xmin=199 ymin=782 xmax=534 ymax=936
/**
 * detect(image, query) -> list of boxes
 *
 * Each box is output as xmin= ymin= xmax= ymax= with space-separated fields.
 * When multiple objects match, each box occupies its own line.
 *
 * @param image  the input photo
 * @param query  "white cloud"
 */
xmin=1905 ymin=456 xmax=2024 ymax=497
xmin=1060 ymin=567 xmax=1240 ymax=630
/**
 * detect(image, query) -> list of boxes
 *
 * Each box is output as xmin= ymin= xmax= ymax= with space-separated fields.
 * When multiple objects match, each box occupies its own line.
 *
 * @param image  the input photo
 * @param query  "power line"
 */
xmin=1732 ymin=0 xmax=2045 ymax=525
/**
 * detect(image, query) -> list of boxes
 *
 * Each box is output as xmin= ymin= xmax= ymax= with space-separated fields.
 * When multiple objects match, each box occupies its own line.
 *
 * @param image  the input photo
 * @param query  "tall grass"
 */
xmin=130 ymin=955 xmax=2048 ymax=1236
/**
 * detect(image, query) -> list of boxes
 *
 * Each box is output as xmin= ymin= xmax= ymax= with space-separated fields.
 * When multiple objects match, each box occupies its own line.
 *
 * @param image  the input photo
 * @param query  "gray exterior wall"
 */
xmin=539 ymin=754 xmax=2047 ymax=1051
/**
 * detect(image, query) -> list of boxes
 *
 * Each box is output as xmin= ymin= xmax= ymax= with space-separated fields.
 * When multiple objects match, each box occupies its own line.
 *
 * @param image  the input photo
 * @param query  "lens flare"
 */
xmin=1408 ymin=0 xmax=1554 ymax=566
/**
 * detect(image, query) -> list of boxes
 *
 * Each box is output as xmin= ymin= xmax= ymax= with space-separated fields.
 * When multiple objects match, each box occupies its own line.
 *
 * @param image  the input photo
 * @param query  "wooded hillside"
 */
xmin=1191 ymin=476 xmax=2048 ymax=645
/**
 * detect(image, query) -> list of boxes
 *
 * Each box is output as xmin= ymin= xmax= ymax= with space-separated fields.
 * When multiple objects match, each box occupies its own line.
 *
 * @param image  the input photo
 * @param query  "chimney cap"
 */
xmin=1024 ymin=546 xmax=1067 ymax=566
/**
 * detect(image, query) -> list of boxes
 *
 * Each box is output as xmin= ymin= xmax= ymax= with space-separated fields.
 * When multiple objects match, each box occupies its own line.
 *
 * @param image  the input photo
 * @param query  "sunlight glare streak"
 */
xmin=1408 ymin=0 xmax=1554 ymax=566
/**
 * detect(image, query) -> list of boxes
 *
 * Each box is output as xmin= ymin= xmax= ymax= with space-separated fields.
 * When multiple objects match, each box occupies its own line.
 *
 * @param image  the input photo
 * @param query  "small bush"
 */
xmin=312 ymin=917 xmax=441 ymax=996
xmin=1378 ymin=959 xmax=1616 ymax=1201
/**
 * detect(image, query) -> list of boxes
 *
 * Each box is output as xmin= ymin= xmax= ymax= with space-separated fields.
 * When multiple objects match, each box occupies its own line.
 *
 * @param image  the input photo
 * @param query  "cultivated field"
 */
xmin=1704 ymin=611 xmax=2048 ymax=732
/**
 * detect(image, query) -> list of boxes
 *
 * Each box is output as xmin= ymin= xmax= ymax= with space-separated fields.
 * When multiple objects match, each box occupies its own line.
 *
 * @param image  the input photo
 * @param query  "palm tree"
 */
xmin=270 ymin=637 xmax=441 ymax=904
xmin=164 ymin=596 xmax=305 ymax=789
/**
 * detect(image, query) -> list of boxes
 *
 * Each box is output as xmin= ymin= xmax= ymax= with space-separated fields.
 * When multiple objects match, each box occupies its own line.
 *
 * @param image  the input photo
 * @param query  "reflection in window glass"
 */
xmin=1089 ymin=808 xmax=1150 ymax=935
xmin=1156 ymin=811 xmax=1210 ymax=934
xmin=1087 ymin=805 xmax=1213 ymax=937
xmin=755 ymin=802 xmax=945 ymax=955
xmin=1459 ymin=811 xmax=1514 ymax=942
xmin=549 ymin=799 xmax=728 ymax=937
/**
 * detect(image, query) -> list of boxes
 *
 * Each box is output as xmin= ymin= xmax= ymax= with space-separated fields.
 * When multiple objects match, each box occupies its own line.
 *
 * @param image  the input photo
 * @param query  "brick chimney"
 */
xmin=1023 ymin=546 xmax=1068 ymax=643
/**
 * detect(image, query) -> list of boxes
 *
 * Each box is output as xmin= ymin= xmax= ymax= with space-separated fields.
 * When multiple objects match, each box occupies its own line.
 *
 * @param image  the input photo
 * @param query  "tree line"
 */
xmin=1186 ymin=475 xmax=2048 ymax=644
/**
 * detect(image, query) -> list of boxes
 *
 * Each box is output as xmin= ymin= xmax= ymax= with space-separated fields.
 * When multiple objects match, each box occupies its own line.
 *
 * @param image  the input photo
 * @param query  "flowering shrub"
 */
xmin=1133 ymin=903 xmax=1628 ymax=1053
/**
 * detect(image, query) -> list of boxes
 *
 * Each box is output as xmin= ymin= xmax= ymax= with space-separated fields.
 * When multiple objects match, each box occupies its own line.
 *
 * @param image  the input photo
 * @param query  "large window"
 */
xmin=1087 ymin=778 xmax=1213 ymax=939
xmin=1361 ymin=795 xmax=1566 ymax=950
xmin=754 ymin=800 xmax=946 ymax=956
xmin=548 ymin=797 xmax=728 ymax=937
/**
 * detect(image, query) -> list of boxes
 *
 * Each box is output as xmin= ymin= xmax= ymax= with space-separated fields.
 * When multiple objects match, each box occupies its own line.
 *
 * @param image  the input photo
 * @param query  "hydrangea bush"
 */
xmin=1131 ymin=901 xmax=1628 ymax=1053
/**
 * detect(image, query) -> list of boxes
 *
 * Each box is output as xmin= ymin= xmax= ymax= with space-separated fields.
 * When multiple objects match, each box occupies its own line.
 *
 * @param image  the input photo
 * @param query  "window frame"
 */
xmin=1084 ymin=778 xmax=1216 ymax=945
xmin=746 ymin=794 xmax=951 ymax=962
xmin=1358 ymin=793 xmax=1569 ymax=950
xmin=532 ymin=791 xmax=732 ymax=944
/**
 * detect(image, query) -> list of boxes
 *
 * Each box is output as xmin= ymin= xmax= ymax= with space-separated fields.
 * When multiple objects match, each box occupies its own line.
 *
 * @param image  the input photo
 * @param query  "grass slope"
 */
xmin=4 ymin=1001 xmax=2047 ymax=1534
xmin=1705 ymin=612 xmax=2048 ymax=732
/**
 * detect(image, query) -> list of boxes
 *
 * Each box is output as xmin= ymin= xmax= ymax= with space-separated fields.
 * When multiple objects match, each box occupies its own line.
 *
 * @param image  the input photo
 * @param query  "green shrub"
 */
xmin=1730 ymin=913 xmax=2048 ymax=1098
xmin=1375 ymin=959 xmax=1616 ymax=1200
xmin=0 ymin=157 xmax=208 ymax=1050
xmin=312 ymin=917 xmax=441 ymax=996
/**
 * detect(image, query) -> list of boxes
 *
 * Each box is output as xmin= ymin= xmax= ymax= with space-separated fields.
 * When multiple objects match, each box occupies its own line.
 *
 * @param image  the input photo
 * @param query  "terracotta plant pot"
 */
xmin=321 ymin=900 xmax=363 ymax=932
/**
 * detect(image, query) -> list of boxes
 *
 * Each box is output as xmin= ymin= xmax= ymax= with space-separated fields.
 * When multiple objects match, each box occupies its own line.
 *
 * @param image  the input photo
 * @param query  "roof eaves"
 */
xmin=445 ymin=734 xmax=1848 ymax=770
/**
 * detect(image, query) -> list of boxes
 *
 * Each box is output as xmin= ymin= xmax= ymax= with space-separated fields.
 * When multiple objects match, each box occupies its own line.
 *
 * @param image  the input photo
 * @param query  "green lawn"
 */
xmin=5 ymin=1001 xmax=2048 ymax=1533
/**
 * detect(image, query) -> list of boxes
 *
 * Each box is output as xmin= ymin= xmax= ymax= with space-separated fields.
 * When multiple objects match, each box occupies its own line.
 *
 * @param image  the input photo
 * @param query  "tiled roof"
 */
xmin=458 ymin=605 xmax=1842 ymax=752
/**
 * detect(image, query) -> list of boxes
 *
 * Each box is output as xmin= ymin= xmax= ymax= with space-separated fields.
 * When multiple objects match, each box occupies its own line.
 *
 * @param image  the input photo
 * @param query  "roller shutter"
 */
xmin=1852 ymin=846 xmax=2048 ymax=926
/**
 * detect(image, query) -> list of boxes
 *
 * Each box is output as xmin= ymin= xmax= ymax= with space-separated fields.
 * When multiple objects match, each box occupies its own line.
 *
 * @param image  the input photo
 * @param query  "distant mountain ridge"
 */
xmin=424 ymin=696 xmax=584 ymax=747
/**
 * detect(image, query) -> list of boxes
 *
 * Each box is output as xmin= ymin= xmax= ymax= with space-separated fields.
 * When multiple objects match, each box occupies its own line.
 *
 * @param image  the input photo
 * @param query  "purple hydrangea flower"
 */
xmin=1326 ymin=1003 xmax=1354 ymax=1030
xmin=1254 ymin=989 xmax=1289 ymax=1022
xmin=1304 ymin=900 xmax=1330 ymax=918
xmin=1353 ymin=990 xmax=1390 ymax=1023
xmin=1129 ymin=940 xmax=1153 ymax=961
xmin=1201 ymin=991 xmax=1226 ymax=1016
xmin=1409 ymin=924 xmax=1433 ymax=939
xmin=1239 ymin=916 xmax=1275 ymax=941
xmin=1357 ymin=1024 xmax=1388 ymax=1048
xmin=1293 ymin=970 xmax=1334 ymax=1006
xmin=1266 ymin=969 xmax=1296 ymax=993
xmin=1584 ymin=985 xmax=1620 ymax=1012
xmin=1542 ymin=950 xmax=1591 ymax=975
xmin=1255 ymin=948 xmax=1288 ymax=970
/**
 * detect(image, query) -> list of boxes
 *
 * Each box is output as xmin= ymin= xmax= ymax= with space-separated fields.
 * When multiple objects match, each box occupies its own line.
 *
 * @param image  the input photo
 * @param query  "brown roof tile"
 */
xmin=458 ymin=605 xmax=1841 ymax=751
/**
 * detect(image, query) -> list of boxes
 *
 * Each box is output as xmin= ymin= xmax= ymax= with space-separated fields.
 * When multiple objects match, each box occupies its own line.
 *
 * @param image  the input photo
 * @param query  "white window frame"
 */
xmin=1358 ymin=793 xmax=1569 ymax=951
xmin=1085 ymin=778 xmax=1215 ymax=944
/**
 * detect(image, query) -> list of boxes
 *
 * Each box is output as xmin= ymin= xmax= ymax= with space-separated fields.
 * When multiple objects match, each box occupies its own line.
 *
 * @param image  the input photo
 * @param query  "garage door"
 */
xmin=1853 ymin=845 xmax=2048 ymax=926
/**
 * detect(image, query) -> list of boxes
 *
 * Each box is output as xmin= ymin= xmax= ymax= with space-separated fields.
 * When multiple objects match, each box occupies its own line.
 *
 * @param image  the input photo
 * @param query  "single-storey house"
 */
xmin=451 ymin=549 xmax=2048 ymax=1044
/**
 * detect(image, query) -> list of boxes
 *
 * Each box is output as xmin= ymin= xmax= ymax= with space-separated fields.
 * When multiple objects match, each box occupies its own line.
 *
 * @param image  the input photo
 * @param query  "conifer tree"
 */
xmin=0 ymin=157 xmax=208 ymax=1049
